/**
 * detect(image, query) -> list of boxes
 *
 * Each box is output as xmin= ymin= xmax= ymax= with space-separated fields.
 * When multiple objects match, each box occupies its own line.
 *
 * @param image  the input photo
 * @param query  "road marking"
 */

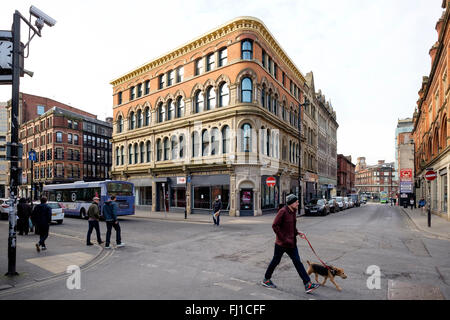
xmin=26 ymin=252 xmax=94 ymax=274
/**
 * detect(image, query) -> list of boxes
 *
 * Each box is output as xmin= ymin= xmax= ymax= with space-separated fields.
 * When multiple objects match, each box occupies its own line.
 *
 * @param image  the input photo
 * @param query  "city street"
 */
xmin=0 ymin=203 xmax=449 ymax=300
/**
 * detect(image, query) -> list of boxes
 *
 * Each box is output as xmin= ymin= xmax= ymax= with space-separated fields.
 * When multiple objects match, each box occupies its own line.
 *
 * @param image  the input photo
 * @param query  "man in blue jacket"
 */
xmin=31 ymin=197 xmax=52 ymax=252
xmin=102 ymin=195 xmax=124 ymax=249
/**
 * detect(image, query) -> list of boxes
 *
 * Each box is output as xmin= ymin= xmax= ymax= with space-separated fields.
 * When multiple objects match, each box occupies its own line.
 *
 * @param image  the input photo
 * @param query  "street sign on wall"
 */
xmin=266 ymin=176 xmax=276 ymax=187
xmin=425 ymin=170 xmax=437 ymax=181
xmin=400 ymin=169 xmax=413 ymax=181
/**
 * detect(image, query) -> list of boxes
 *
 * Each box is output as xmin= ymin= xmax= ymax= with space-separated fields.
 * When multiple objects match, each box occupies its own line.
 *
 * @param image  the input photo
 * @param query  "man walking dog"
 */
xmin=262 ymin=194 xmax=320 ymax=294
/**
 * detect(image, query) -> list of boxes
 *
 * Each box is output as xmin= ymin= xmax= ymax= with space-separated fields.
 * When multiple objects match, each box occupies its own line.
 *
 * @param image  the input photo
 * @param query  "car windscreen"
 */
xmin=317 ymin=199 xmax=325 ymax=205
xmin=47 ymin=203 xmax=60 ymax=209
xmin=307 ymin=199 xmax=318 ymax=205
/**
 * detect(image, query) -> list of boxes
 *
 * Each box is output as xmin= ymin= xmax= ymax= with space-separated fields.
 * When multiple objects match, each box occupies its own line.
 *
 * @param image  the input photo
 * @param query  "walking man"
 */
xmin=410 ymin=198 xmax=415 ymax=210
xmin=86 ymin=196 xmax=103 ymax=246
xmin=102 ymin=195 xmax=124 ymax=249
xmin=212 ymin=196 xmax=222 ymax=226
xmin=262 ymin=194 xmax=320 ymax=294
xmin=31 ymin=197 xmax=52 ymax=252
xmin=17 ymin=198 xmax=31 ymax=235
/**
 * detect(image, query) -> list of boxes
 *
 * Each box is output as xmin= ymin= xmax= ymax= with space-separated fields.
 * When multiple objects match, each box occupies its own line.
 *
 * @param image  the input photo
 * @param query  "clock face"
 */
xmin=0 ymin=40 xmax=13 ymax=70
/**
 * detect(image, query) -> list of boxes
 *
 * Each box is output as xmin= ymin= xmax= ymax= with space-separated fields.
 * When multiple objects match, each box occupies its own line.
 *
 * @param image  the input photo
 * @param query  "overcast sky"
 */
xmin=0 ymin=0 xmax=443 ymax=166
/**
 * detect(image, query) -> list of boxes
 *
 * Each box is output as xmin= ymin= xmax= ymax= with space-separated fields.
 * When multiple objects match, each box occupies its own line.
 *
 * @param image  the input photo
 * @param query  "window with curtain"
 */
xmin=177 ymin=97 xmax=185 ymax=117
xmin=129 ymin=112 xmax=135 ymax=130
xmin=211 ymin=128 xmax=219 ymax=155
xmin=168 ymin=100 xmax=175 ymax=120
xmin=158 ymin=103 xmax=165 ymax=123
xmin=145 ymin=107 xmax=150 ymax=126
xmin=242 ymin=123 xmax=252 ymax=152
xmin=202 ymin=130 xmax=210 ymax=156
xmin=177 ymin=66 xmax=184 ymax=82
xmin=206 ymin=53 xmax=215 ymax=71
xmin=241 ymin=77 xmax=253 ymax=103
xmin=195 ymin=91 xmax=204 ymax=113
xmin=218 ymin=48 xmax=227 ymax=67
xmin=219 ymin=82 xmax=229 ymax=107
xmin=195 ymin=58 xmax=203 ymax=75
xmin=206 ymin=87 xmax=216 ymax=110
xmin=137 ymin=110 xmax=143 ymax=128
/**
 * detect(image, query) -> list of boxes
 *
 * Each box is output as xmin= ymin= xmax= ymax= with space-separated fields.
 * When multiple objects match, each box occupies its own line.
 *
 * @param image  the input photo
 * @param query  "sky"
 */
xmin=0 ymin=0 xmax=444 ymax=166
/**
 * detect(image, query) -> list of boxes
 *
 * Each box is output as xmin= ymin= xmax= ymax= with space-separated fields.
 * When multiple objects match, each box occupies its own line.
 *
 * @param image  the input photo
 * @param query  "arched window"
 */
xmin=158 ymin=103 xmax=165 ymax=123
xmin=137 ymin=109 xmax=143 ymax=128
xmin=163 ymin=138 xmax=169 ymax=160
xmin=206 ymin=87 xmax=216 ymax=110
xmin=168 ymin=100 xmax=175 ymax=120
xmin=273 ymin=96 xmax=278 ymax=115
xmin=267 ymin=90 xmax=272 ymax=112
xmin=241 ymin=123 xmax=252 ymax=152
xmin=157 ymin=139 xmax=162 ymax=161
xmin=117 ymin=115 xmax=123 ymax=133
xmin=219 ymin=82 xmax=229 ymax=107
xmin=241 ymin=77 xmax=253 ymax=103
xmin=140 ymin=142 xmax=145 ymax=163
xmin=134 ymin=143 xmax=138 ymax=164
xmin=179 ymin=135 xmax=185 ymax=159
xmin=171 ymin=136 xmax=178 ymax=160
xmin=129 ymin=112 xmax=135 ymax=130
xmin=282 ymin=102 xmax=286 ymax=120
xmin=195 ymin=90 xmax=204 ymax=113
xmin=128 ymin=144 xmax=133 ymax=164
xmin=192 ymin=132 xmax=200 ymax=158
xmin=222 ymin=126 xmax=230 ymax=154
xmin=241 ymin=39 xmax=253 ymax=60
xmin=177 ymin=97 xmax=185 ymax=117
xmin=202 ymin=130 xmax=210 ymax=156
xmin=116 ymin=147 xmax=120 ymax=166
xmin=261 ymin=85 xmax=266 ymax=108
xmin=211 ymin=128 xmax=219 ymax=155
xmin=289 ymin=141 xmax=292 ymax=163
xmin=120 ymin=146 xmax=124 ymax=165
xmin=144 ymin=107 xmax=150 ymax=126
xmin=146 ymin=141 xmax=151 ymax=162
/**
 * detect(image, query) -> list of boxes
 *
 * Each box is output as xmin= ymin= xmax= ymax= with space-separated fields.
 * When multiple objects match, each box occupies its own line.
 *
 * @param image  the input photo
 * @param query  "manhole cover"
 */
xmin=388 ymin=280 xmax=445 ymax=300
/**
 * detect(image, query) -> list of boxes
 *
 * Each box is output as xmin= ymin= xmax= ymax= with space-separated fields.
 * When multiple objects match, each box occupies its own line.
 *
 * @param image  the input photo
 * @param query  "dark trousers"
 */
xmin=87 ymin=220 xmax=102 ymax=243
xmin=105 ymin=221 xmax=121 ymax=246
xmin=18 ymin=218 xmax=29 ymax=235
xmin=213 ymin=213 xmax=220 ymax=226
xmin=38 ymin=224 xmax=49 ymax=247
xmin=264 ymin=244 xmax=311 ymax=285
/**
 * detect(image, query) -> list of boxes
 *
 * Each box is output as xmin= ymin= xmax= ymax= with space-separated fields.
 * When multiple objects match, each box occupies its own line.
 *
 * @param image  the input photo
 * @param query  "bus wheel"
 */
xmin=80 ymin=208 xmax=88 ymax=220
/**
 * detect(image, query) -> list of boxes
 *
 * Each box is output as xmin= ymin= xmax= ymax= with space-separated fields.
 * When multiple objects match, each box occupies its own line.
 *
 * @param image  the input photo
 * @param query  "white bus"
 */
xmin=42 ymin=180 xmax=135 ymax=219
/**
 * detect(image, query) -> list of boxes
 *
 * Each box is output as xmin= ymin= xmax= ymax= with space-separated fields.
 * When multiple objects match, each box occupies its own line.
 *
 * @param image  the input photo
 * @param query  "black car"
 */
xmin=305 ymin=199 xmax=330 ymax=216
xmin=328 ymin=199 xmax=340 ymax=213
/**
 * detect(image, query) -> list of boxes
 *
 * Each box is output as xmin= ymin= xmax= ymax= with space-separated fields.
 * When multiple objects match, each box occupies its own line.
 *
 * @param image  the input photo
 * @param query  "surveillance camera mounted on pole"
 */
xmin=30 ymin=5 xmax=56 ymax=28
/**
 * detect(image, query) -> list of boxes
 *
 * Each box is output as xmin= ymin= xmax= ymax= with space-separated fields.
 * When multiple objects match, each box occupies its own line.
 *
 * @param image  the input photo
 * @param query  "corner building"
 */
xmin=111 ymin=17 xmax=312 ymax=216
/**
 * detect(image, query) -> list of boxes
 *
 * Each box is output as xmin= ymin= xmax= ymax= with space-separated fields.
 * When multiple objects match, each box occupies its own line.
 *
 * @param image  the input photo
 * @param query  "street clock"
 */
xmin=0 ymin=30 xmax=13 ymax=84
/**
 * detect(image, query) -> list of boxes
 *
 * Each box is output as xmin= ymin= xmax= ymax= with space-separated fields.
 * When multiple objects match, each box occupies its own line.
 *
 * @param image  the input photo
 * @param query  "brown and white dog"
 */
xmin=306 ymin=260 xmax=347 ymax=291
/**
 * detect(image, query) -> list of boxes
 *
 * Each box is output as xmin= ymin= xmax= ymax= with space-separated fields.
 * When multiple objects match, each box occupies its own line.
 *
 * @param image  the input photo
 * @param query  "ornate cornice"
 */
xmin=110 ymin=16 xmax=306 ymax=87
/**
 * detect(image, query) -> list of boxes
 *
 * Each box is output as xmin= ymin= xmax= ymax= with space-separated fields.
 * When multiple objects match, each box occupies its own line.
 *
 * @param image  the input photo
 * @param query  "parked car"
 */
xmin=328 ymin=199 xmax=340 ymax=213
xmin=0 ymin=198 xmax=10 ymax=220
xmin=349 ymin=194 xmax=361 ymax=207
xmin=305 ymin=198 xmax=330 ymax=216
xmin=344 ymin=197 xmax=352 ymax=208
xmin=333 ymin=196 xmax=347 ymax=210
xmin=33 ymin=201 xmax=65 ymax=224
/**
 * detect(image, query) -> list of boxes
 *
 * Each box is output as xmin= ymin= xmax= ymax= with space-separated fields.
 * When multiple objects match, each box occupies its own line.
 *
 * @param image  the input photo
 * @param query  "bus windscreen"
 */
xmin=107 ymin=183 xmax=133 ymax=196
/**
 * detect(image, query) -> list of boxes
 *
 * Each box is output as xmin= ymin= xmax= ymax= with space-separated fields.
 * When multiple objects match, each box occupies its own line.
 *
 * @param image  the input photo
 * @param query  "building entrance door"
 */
xmin=240 ymin=189 xmax=254 ymax=216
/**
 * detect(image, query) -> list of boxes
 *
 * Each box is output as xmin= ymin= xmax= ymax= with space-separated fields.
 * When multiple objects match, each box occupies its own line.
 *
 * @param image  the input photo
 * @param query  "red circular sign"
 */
xmin=425 ymin=170 xmax=437 ymax=181
xmin=266 ymin=177 xmax=276 ymax=187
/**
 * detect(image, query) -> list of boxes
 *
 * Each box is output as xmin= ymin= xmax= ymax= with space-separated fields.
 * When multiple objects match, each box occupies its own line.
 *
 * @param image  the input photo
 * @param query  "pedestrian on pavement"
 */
xmin=212 ymin=196 xmax=222 ymax=226
xmin=418 ymin=198 xmax=425 ymax=208
xmin=31 ymin=197 xmax=52 ymax=252
xmin=86 ymin=196 xmax=103 ymax=246
xmin=261 ymin=194 xmax=321 ymax=294
xmin=102 ymin=195 xmax=124 ymax=249
xmin=410 ymin=198 xmax=415 ymax=210
xmin=17 ymin=198 xmax=32 ymax=235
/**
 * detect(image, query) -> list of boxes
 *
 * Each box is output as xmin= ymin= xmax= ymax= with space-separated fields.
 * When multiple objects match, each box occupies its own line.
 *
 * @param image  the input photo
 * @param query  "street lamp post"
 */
xmin=298 ymin=98 xmax=310 ymax=214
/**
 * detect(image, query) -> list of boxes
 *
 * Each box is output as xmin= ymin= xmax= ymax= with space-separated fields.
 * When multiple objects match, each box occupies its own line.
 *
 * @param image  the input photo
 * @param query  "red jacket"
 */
xmin=272 ymin=205 xmax=299 ymax=248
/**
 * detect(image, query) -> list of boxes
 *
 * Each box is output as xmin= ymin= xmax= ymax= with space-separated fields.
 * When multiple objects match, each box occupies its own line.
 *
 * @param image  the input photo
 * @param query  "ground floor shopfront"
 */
xmin=415 ymin=152 xmax=450 ymax=221
xmin=125 ymin=167 xmax=302 ymax=217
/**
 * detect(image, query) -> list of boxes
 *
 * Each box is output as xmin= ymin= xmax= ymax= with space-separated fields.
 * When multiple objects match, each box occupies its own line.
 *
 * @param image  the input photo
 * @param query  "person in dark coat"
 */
xmin=212 ymin=196 xmax=222 ymax=226
xmin=261 ymin=194 xmax=320 ymax=294
xmin=102 ymin=195 xmax=123 ymax=249
xmin=17 ymin=198 xmax=32 ymax=235
xmin=31 ymin=197 xmax=52 ymax=252
xmin=86 ymin=196 xmax=103 ymax=246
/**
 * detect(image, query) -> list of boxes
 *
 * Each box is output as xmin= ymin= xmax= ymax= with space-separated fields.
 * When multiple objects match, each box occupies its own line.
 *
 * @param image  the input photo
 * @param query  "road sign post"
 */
xmin=424 ymin=170 xmax=436 ymax=228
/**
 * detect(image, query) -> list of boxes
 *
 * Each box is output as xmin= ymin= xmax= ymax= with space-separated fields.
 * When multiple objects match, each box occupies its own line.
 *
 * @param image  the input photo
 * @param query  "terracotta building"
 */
xmin=355 ymin=158 xmax=397 ymax=201
xmin=110 ymin=17 xmax=339 ymax=216
xmin=412 ymin=1 xmax=450 ymax=220
xmin=337 ymin=154 xmax=355 ymax=196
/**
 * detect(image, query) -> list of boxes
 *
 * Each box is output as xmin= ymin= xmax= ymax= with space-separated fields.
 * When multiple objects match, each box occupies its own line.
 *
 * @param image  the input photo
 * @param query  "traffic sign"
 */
xmin=425 ymin=170 xmax=437 ymax=181
xmin=28 ymin=150 xmax=36 ymax=161
xmin=266 ymin=176 xmax=276 ymax=187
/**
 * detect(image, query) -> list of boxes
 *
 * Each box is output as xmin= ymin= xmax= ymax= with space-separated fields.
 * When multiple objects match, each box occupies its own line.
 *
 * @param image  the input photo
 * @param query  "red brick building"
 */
xmin=337 ymin=154 xmax=355 ymax=196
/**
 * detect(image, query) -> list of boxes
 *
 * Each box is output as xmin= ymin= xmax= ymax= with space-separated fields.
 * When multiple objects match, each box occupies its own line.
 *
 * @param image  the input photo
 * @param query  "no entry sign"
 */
xmin=266 ymin=176 xmax=276 ymax=187
xmin=425 ymin=170 xmax=437 ymax=181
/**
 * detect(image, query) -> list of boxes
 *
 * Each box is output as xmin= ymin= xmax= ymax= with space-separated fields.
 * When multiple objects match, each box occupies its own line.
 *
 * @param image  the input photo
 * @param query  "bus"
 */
xmin=379 ymin=191 xmax=389 ymax=203
xmin=43 ymin=180 xmax=135 ymax=219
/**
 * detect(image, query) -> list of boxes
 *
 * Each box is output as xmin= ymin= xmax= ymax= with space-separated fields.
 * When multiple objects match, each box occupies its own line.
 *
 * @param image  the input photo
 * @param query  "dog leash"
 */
xmin=301 ymin=234 xmax=332 ymax=271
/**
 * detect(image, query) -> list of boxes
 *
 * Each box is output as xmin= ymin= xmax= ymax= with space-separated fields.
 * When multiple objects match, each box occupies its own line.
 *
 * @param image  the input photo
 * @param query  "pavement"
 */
xmin=398 ymin=205 xmax=450 ymax=240
xmin=0 ymin=221 xmax=103 ymax=294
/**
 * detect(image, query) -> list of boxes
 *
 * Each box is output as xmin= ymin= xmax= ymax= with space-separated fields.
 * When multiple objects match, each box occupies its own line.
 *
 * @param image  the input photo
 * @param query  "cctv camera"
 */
xmin=29 ymin=6 xmax=56 ymax=27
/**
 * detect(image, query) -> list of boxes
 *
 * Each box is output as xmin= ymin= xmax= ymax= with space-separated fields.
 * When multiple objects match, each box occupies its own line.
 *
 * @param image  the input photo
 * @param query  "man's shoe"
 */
xmin=305 ymin=282 xmax=320 ymax=294
xmin=104 ymin=245 xmax=111 ymax=249
xmin=35 ymin=243 xmax=40 ymax=252
xmin=116 ymin=243 xmax=125 ymax=248
xmin=98 ymin=241 xmax=104 ymax=245
xmin=41 ymin=246 xmax=47 ymax=251
xmin=86 ymin=242 xmax=94 ymax=246
xmin=261 ymin=279 xmax=277 ymax=288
